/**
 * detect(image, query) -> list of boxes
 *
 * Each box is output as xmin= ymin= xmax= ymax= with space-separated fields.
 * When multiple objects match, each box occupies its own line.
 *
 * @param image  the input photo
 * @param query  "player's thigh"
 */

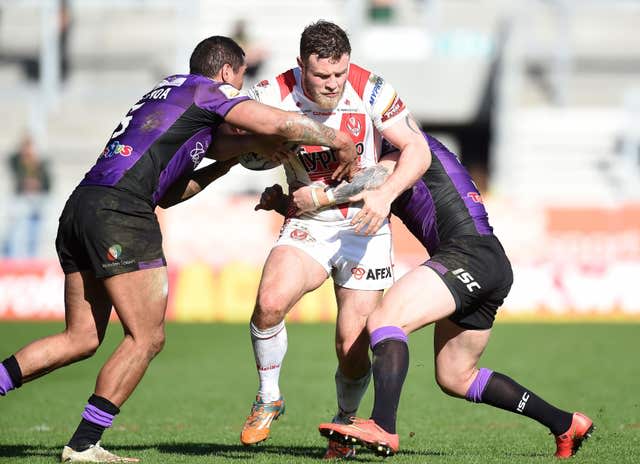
xmin=434 ymin=318 xmax=491 ymax=393
xmin=64 ymin=271 xmax=112 ymax=344
xmin=334 ymin=286 xmax=382 ymax=350
xmin=257 ymin=244 xmax=329 ymax=310
xmin=102 ymin=266 xmax=168 ymax=338
xmin=367 ymin=265 xmax=456 ymax=335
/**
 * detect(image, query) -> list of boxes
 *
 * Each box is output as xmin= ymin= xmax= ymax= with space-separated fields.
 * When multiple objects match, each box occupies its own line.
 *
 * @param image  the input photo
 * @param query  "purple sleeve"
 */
xmin=194 ymin=82 xmax=250 ymax=119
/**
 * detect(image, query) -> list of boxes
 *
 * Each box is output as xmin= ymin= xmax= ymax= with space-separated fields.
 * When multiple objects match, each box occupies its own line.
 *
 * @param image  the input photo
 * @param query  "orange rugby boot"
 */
xmin=323 ymin=412 xmax=356 ymax=459
xmin=319 ymin=417 xmax=399 ymax=457
xmin=554 ymin=412 xmax=594 ymax=458
xmin=240 ymin=395 xmax=285 ymax=445
xmin=323 ymin=439 xmax=356 ymax=460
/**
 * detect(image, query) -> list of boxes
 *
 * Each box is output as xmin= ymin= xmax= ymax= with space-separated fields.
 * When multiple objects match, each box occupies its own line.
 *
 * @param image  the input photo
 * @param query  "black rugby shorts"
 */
xmin=56 ymin=186 xmax=166 ymax=278
xmin=423 ymin=234 xmax=513 ymax=330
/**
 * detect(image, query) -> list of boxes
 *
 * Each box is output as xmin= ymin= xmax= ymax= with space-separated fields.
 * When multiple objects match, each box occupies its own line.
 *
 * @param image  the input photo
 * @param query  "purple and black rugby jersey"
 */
xmin=385 ymin=132 xmax=493 ymax=253
xmin=80 ymin=74 xmax=249 ymax=206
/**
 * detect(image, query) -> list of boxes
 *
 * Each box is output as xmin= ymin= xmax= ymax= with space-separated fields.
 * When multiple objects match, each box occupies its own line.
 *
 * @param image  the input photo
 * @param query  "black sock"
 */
xmin=370 ymin=339 xmax=409 ymax=434
xmin=481 ymin=372 xmax=573 ymax=435
xmin=67 ymin=394 xmax=120 ymax=451
xmin=2 ymin=356 xmax=23 ymax=388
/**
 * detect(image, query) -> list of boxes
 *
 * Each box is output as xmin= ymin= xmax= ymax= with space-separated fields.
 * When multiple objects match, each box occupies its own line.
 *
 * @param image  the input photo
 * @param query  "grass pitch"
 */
xmin=0 ymin=322 xmax=638 ymax=463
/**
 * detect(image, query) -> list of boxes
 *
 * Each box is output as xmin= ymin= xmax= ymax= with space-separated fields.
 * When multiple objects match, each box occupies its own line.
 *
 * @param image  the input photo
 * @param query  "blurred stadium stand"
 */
xmin=0 ymin=0 xmax=638 ymax=259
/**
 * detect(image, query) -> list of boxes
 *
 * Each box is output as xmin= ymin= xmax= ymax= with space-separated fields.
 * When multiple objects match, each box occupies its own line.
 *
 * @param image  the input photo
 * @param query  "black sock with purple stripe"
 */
xmin=465 ymin=369 xmax=573 ymax=435
xmin=369 ymin=326 xmax=409 ymax=434
xmin=67 ymin=394 xmax=120 ymax=451
xmin=0 ymin=356 xmax=23 ymax=395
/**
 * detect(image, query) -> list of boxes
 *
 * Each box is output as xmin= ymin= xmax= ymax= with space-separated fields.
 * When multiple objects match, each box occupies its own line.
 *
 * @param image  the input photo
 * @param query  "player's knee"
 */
xmin=65 ymin=330 xmax=101 ymax=360
xmin=435 ymin=370 xmax=468 ymax=398
xmin=147 ymin=329 xmax=166 ymax=358
xmin=366 ymin=309 xmax=396 ymax=334
xmin=254 ymin=293 xmax=288 ymax=325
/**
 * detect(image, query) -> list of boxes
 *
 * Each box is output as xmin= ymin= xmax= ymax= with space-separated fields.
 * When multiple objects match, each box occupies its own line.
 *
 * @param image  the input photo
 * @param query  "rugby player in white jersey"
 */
xmin=237 ymin=21 xmax=431 ymax=458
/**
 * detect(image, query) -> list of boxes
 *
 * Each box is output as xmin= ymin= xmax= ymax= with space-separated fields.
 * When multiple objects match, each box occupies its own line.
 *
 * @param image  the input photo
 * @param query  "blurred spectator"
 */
xmin=231 ymin=18 xmax=269 ymax=81
xmin=2 ymin=134 xmax=52 ymax=258
xmin=17 ymin=0 xmax=72 ymax=82
xmin=368 ymin=0 xmax=397 ymax=23
xmin=59 ymin=0 xmax=73 ymax=82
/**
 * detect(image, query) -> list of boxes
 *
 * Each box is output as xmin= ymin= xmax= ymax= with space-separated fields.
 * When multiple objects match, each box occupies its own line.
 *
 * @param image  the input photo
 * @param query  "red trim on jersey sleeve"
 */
xmin=347 ymin=64 xmax=371 ymax=99
xmin=276 ymin=69 xmax=296 ymax=100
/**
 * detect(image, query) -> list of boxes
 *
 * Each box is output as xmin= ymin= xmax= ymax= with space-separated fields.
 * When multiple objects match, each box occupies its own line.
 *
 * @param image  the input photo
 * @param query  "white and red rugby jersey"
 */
xmin=248 ymin=63 xmax=409 ymax=221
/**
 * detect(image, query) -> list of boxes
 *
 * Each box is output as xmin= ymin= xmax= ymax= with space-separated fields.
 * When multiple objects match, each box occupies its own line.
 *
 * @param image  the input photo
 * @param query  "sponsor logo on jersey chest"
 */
xmin=100 ymin=141 xmax=133 ymax=159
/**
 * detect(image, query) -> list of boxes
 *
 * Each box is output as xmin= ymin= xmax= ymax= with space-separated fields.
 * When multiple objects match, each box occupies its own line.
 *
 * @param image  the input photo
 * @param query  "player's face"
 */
xmin=299 ymin=53 xmax=349 ymax=110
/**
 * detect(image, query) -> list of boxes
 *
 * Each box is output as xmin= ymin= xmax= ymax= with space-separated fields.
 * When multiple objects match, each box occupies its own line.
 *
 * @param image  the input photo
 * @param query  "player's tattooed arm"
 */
xmin=328 ymin=165 xmax=390 ymax=204
xmin=280 ymin=116 xmax=357 ymax=181
xmin=291 ymin=165 xmax=390 ymax=213
xmin=224 ymin=100 xmax=357 ymax=180
xmin=280 ymin=117 xmax=337 ymax=147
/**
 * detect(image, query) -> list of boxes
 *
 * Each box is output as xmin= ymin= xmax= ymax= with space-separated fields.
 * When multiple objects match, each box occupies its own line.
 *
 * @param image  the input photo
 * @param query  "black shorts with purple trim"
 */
xmin=56 ymin=186 xmax=166 ymax=278
xmin=423 ymin=234 xmax=513 ymax=330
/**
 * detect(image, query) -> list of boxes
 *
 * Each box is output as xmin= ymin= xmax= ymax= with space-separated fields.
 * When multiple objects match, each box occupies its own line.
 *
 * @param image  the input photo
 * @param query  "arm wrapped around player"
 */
xmin=209 ymin=130 xmax=298 ymax=168
xmin=291 ymin=165 xmax=390 ymax=213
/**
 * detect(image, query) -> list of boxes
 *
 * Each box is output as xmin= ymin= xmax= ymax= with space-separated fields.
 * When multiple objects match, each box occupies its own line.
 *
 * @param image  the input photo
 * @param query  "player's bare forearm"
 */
xmin=226 ymin=101 xmax=347 ymax=150
xmin=224 ymin=100 xmax=356 ymax=179
xmin=281 ymin=115 xmax=357 ymax=180
xmin=292 ymin=165 xmax=391 ymax=213
xmin=279 ymin=117 xmax=339 ymax=147
xmin=329 ymin=165 xmax=390 ymax=204
xmin=157 ymin=159 xmax=236 ymax=208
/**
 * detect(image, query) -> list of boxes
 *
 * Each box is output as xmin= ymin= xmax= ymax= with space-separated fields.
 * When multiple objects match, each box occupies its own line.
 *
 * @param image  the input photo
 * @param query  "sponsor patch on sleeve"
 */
xmin=218 ymin=84 xmax=241 ymax=99
xmin=381 ymin=93 xmax=406 ymax=123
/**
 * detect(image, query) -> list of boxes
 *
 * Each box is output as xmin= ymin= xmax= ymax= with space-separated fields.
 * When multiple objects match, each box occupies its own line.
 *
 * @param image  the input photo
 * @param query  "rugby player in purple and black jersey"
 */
xmin=258 ymin=132 xmax=594 ymax=459
xmin=0 ymin=36 xmax=357 ymax=463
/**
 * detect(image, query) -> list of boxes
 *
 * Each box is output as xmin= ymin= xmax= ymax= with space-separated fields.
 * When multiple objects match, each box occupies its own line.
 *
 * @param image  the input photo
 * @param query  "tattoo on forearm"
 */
xmin=281 ymin=117 xmax=337 ymax=147
xmin=329 ymin=165 xmax=389 ymax=203
xmin=405 ymin=115 xmax=420 ymax=134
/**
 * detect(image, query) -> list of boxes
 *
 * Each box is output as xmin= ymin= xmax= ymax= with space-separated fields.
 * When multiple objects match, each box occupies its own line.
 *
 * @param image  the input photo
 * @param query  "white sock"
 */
xmin=334 ymin=367 xmax=372 ymax=421
xmin=250 ymin=321 xmax=287 ymax=403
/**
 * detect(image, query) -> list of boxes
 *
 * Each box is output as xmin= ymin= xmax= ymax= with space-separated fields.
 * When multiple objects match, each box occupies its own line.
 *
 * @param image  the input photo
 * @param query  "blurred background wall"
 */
xmin=0 ymin=0 xmax=638 ymax=320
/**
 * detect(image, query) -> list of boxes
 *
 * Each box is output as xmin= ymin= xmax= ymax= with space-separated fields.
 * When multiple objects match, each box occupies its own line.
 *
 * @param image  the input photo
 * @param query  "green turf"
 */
xmin=0 ymin=322 xmax=638 ymax=463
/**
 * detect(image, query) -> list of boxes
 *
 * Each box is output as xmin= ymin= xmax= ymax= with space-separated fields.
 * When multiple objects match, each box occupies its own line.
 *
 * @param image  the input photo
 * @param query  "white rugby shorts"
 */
xmin=275 ymin=217 xmax=394 ymax=290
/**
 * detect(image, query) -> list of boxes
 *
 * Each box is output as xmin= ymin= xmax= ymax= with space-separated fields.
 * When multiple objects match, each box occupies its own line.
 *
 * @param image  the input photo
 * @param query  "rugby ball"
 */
xmin=238 ymin=152 xmax=281 ymax=171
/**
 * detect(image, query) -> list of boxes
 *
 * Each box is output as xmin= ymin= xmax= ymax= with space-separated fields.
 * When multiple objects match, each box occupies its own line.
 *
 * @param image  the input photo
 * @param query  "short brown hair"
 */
xmin=300 ymin=20 xmax=351 ymax=63
xmin=189 ymin=36 xmax=245 ymax=77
